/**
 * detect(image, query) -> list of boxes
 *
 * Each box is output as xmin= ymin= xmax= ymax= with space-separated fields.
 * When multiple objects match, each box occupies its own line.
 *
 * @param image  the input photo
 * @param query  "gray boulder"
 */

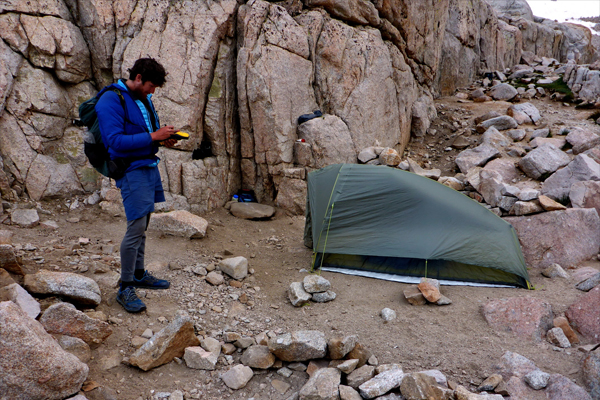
xmin=518 ymin=144 xmax=570 ymax=180
xmin=221 ymin=364 xmax=253 ymax=390
xmin=359 ymin=368 xmax=405 ymax=398
xmin=303 ymin=275 xmax=331 ymax=293
xmin=24 ymin=270 xmax=101 ymax=306
xmin=507 ymin=103 xmax=541 ymax=125
xmin=477 ymin=116 xmax=518 ymax=133
xmin=489 ymin=83 xmax=518 ymax=101
xmin=268 ymin=330 xmax=327 ymax=361
xmin=10 ymin=208 xmax=39 ymax=228
xmin=566 ymin=127 xmax=600 ymax=155
xmin=289 ymin=282 xmax=311 ymax=306
xmin=148 ymin=210 xmax=208 ymax=238
xmin=541 ymin=154 xmax=600 ymax=201
xmin=455 ymin=144 xmax=500 ymax=173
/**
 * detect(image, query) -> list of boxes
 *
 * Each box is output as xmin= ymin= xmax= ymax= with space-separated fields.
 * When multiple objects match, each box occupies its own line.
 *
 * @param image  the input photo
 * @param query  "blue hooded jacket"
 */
xmin=95 ymin=79 xmax=160 ymax=171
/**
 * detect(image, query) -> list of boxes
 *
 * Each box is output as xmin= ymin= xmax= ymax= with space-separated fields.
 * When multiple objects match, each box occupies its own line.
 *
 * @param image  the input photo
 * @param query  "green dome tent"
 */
xmin=304 ymin=164 xmax=532 ymax=288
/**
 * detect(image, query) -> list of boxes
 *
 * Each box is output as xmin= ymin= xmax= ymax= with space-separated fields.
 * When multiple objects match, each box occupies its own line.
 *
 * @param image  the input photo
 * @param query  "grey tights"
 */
xmin=120 ymin=214 xmax=150 ymax=282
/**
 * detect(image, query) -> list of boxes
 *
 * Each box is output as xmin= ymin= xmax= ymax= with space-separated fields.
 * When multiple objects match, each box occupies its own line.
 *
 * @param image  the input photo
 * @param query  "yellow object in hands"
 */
xmin=171 ymin=131 xmax=190 ymax=140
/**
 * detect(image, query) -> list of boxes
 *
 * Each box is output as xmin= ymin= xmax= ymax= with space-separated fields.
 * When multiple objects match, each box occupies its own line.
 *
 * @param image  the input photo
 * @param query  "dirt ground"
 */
xmin=5 ymin=92 xmax=600 ymax=400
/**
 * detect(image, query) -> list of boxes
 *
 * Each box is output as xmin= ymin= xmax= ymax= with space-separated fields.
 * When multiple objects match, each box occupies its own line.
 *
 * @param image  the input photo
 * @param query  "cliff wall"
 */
xmin=0 ymin=0 xmax=595 ymax=213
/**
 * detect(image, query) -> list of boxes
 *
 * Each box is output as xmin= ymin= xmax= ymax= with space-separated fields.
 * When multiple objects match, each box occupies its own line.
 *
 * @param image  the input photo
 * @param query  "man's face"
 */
xmin=131 ymin=74 xmax=158 ymax=98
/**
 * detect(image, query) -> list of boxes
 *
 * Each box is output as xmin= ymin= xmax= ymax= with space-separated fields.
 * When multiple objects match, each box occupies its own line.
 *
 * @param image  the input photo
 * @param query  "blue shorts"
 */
xmin=116 ymin=166 xmax=165 ymax=221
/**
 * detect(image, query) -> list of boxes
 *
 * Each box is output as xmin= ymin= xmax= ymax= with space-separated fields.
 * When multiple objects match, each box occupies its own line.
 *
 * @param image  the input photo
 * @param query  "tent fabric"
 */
xmin=304 ymin=164 xmax=531 ymax=288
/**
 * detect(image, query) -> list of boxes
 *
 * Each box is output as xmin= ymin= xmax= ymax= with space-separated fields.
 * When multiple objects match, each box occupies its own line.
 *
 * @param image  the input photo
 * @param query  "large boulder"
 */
xmin=0 ymin=301 xmax=88 ymax=399
xmin=518 ymin=144 xmax=571 ymax=180
xmin=297 ymin=114 xmax=356 ymax=168
xmin=482 ymin=297 xmax=553 ymax=341
xmin=24 ymin=270 xmax=101 ymax=306
xmin=505 ymin=209 xmax=600 ymax=269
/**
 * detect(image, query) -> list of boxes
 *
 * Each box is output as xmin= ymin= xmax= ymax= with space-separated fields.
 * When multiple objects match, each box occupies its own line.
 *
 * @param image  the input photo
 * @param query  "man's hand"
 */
xmin=151 ymin=126 xmax=175 ymax=141
xmin=162 ymin=139 xmax=178 ymax=148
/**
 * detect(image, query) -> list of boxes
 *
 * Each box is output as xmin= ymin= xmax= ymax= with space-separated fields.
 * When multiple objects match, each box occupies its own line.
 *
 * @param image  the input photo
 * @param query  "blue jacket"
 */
xmin=95 ymin=80 xmax=160 ymax=169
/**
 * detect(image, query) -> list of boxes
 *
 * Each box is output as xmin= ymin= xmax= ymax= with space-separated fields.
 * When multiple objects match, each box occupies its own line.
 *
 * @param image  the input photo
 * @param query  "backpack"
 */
xmin=78 ymin=88 xmax=127 ymax=178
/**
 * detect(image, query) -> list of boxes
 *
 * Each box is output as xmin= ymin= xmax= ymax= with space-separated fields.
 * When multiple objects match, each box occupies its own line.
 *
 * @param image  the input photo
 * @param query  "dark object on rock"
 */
xmin=298 ymin=110 xmax=323 ymax=125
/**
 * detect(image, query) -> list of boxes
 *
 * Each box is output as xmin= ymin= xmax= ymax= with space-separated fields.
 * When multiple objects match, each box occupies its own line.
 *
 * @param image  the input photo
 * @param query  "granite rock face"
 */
xmin=0 ymin=0 xmax=593 ymax=215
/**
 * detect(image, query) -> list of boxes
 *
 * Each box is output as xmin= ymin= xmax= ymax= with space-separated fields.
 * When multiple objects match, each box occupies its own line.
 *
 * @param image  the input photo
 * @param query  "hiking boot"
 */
xmin=116 ymin=286 xmax=146 ymax=313
xmin=132 ymin=270 xmax=170 ymax=289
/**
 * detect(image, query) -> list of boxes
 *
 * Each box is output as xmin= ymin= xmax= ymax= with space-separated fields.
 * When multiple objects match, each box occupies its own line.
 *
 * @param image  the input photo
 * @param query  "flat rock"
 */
xmin=40 ymin=302 xmax=112 ymax=345
xmin=0 ymin=301 xmax=88 ymax=399
xmin=482 ymin=297 xmax=553 ymax=341
xmin=148 ymin=210 xmax=208 ymax=238
xmin=303 ymin=275 xmax=331 ymax=293
xmin=455 ymin=385 xmax=504 ymax=399
xmin=299 ymin=368 xmax=341 ymax=400
xmin=455 ymin=144 xmax=500 ymax=173
xmin=336 ymin=359 xmax=360 ymax=374
xmin=240 ymin=345 xmax=275 ymax=369
xmin=493 ymin=351 xmax=537 ymax=378
xmin=312 ymin=290 xmax=336 ymax=302
xmin=218 ymin=256 xmax=248 ymax=280
xmin=230 ymin=202 xmax=275 ymax=220
xmin=221 ymin=364 xmax=253 ymax=390
xmin=129 ymin=311 xmax=200 ymax=371
xmin=268 ymin=330 xmax=327 ymax=361
xmin=360 ymin=368 xmax=405 ymax=398
xmin=538 ymin=195 xmax=566 ymax=211
xmin=505 ymin=209 xmax=600 ymax=269
xmin=565 ymin=286 xmax=600 ymax=341
xmin=0 ymin=283 xmax=40 ymax=319
xmin=0 ymin=245 xmax=24 ymax=275
xmin=11 ymin=208 xmax=40 ymax=227
xmin=24 ymin=270 xmax=101 ymax=306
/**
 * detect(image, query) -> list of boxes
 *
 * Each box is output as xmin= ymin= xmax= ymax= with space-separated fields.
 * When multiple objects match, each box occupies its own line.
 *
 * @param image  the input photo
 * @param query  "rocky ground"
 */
xmin=3 ymin=67 xmax=600 ymax=400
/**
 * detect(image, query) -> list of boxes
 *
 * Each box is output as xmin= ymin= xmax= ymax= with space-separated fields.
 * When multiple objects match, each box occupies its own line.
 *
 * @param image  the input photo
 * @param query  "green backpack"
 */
xmin=78 ymin=88 xmax=127 ymax=178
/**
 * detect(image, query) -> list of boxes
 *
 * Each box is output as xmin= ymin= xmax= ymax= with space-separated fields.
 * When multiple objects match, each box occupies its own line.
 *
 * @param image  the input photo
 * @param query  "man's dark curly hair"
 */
xmin=128 ymin=58 xmax=167 ymax=87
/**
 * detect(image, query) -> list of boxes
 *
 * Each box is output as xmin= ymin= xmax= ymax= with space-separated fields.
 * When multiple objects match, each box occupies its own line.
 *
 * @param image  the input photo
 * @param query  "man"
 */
xmin=96 ymin=58 xmax=176 ymax=313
